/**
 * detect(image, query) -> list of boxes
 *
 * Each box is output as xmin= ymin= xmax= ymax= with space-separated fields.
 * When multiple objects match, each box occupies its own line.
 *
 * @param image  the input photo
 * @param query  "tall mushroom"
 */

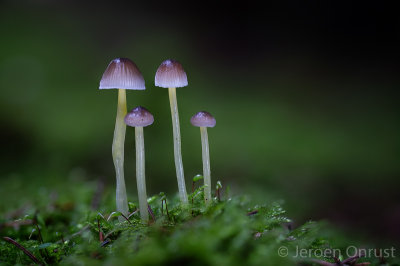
xmin=99 ymin=58 xmax=145 ymax=218
xmin=124 ymin=106 xmax=154 ymax=222
xmin=155 ymin=59 xmax=188 ymax=204
xmin=190 ymin=111 xmax=216 ymax=205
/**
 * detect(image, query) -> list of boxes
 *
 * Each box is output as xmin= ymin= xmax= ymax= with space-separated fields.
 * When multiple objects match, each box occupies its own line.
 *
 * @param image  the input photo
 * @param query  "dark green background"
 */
xmin=1 ymin=1 xmax=399 ymax=244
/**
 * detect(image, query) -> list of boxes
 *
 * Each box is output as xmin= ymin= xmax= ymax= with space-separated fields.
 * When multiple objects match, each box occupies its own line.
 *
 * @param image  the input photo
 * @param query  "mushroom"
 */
xmin=155 ymin=59 xmax=188 ymax=204
xmin=124 ymin=106 xmax=154 ymax=221
xmin=99 ymin=58 xmax=145 ymax=218
xmin=190 ymin=111 xmax=216 ymax=205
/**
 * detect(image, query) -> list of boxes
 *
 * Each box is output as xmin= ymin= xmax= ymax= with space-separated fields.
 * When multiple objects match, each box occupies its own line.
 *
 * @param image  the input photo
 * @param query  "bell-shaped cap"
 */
xmin=190 ymin=111 xmax=216 ymax=128
xmin=99 ymin=58 xmax=145 ymax=90
xmin=155 ymin=59 xmax=188 ymax=88
xmin=124 ymin=106 xmax=154 ymax=127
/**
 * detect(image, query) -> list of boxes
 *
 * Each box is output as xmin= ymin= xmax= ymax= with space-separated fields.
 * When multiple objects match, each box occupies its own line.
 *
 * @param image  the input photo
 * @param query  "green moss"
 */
xmin=0 ymin=177 xmax=398 ymax=265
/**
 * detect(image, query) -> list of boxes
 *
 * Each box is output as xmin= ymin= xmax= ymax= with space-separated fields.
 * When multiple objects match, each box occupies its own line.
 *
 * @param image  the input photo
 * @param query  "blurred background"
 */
xmin=0 ymin=0 xmax=399 ymax=246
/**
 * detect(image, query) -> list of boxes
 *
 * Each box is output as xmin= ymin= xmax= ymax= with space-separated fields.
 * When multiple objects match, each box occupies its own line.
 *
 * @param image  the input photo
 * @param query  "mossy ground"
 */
xmin=0 ymin=175 xmax=398 ymax=265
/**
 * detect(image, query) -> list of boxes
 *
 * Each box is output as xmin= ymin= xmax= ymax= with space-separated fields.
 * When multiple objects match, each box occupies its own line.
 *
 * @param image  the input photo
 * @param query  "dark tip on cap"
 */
xmin=99 ymin=58 xmax=145 ymax=90
xmin=190 ymin=111 xmax=216 ymax=127
xmin=155 ymin=59 xmax=188 ymax=88
xmin=124 ymin=106 xmax=154 ymax=127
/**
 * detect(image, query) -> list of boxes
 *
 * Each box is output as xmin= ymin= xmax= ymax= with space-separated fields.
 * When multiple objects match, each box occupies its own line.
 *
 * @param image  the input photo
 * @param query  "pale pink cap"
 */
xmin=190 ymin=111 xmax=216 ymax=127
xmin=99 ymin=58 xmax=145 ymax=90
xmin=124 ymin=106 xmax=154 ymax=127
xmin=155 ymin=59 xmax=188 ymax=88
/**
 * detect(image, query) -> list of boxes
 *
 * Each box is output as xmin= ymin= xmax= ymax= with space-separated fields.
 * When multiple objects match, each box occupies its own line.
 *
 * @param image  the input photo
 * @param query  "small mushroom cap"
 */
xmin=99 ymin=58 xmax=145 ymax=90
xmin=190 ymin=111 xmax=216 ymax=128
xmin=124 ymin=106 xmax=154 ymax=127
xmin=155 ymin=59 xmax=188 ymax=88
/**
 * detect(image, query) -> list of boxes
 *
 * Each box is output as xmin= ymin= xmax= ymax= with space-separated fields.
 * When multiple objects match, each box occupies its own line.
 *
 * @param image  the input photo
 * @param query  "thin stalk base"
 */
xmin=200 ymin=127 xmax=212 ymax=204
xmin=168 ymin=87 xmax=188 ymax=204
xmin=112 ymin=89 xmax=129 ymax=221
xmin=135 ymin=126 xmax=149 ymax=221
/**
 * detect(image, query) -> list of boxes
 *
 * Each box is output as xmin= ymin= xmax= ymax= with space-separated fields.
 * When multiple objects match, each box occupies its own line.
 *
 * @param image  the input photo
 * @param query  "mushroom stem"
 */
xmin=135 ymin=126 xmax=149 ymax=221
xmin=200 ymin=127 xmax=212 ymax=204
xmin=112 ymin=89 xmax=129 ymax=220
xmin=168 ymin=87 xmax=188 ymax=204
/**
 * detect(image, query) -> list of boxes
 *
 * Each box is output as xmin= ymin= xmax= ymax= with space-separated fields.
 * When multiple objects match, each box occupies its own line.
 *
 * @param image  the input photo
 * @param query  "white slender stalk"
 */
xmin=112 ymin=89 xmax=129 ymax=221
xmin=168 ymin=87 xmax=188 ymax=204
xmin=135 ymin=126 xmax=149 ymax=221
xmin=200 ymin=127 xmax=212 ymax=204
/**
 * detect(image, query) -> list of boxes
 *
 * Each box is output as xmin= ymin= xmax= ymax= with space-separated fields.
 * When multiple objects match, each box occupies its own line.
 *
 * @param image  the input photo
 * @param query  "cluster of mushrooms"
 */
xmin=99 ymin=58 xmax=216 ymax=222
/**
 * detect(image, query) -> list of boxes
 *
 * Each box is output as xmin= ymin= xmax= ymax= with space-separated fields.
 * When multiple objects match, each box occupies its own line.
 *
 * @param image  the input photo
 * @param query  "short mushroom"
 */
xmin=124 ymin=106 xmax=154 ymax=221
xmin=190 ymin=111 xmax=216 ymax=205
xmin=155 ymin=59 xmax=188 ymax=204
xmin=99 ymin=58 xmax=145 ymax=219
